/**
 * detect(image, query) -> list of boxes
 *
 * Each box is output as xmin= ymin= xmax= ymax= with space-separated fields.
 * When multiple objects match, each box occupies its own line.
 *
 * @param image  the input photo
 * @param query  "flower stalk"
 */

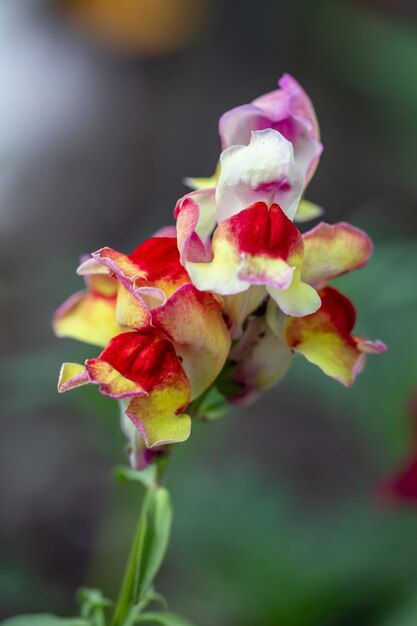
xmin=111 ymin=460 xmax=173 ymax=626
xmin=110 ymin=493 xmax=150 ymax=626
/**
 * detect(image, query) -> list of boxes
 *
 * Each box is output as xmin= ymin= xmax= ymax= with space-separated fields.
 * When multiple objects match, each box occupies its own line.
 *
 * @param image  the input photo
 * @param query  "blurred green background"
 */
xmin=1 ymin=1 xmax=417 ymax=625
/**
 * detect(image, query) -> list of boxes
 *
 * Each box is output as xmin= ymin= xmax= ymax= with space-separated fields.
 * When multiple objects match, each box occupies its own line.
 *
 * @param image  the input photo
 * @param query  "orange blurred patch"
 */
xmin=61 ymin=0 xmax=210 ymax=56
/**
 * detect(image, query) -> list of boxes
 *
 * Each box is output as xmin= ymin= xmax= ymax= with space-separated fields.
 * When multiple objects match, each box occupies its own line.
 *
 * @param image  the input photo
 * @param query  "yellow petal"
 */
xmin=53 ymin=290 xmax=127 ymax=347
xmin=58 ymin=362 xmax=89 ymax=392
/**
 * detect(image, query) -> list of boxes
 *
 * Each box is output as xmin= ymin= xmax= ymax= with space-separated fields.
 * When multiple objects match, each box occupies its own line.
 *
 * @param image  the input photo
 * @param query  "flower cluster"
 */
xmin=54 ymin=74 xmax=386 ymax=462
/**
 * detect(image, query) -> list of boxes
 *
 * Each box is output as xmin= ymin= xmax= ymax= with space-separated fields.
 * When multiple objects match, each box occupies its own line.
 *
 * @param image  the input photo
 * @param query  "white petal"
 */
xmin=216 ymin=129 xmax=304 ymax=223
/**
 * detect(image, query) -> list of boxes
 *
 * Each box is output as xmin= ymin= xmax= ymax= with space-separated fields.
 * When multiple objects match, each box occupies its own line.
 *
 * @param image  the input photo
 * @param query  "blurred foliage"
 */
xmin=1 ymin=618 xmax=88 ymax=626
xmin=307 ymin=0 xmax=417 ymax=192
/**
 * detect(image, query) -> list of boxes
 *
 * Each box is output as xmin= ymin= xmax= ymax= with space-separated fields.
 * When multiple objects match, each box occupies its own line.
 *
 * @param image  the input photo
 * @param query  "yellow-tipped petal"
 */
xmin=183 ymin=163 xmax=221 ymax=191
xmin=116 ymin=285 xmax=152 ymax=329
xmin=301 ymin=222 xmax=373 ymax=288
xmin=268 ymin=267 xmax=321 ymax=317
xmin=285 ymin=287 xmax=365 ymax=386
xmin=58 ymin=362 xmax=89 ymax=392
xmin=53 ymin=290 xmax=126 ymax=348
xmin=127 ymin=392 xmax=191 ymax=448
xmin=294 ymin=198 xmax=324 ymax=223
xmin=153 ymin=285 xmax=231 ymax=400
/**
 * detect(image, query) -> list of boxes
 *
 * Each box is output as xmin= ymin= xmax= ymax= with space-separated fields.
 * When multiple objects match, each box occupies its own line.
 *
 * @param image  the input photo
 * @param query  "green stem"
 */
xmin=110 ymin=489 xmax=152 ymax=626
xmin=93 ymin=608 xmax=106 ymax=626
xmin=122 ymin=596 xmax=151 ymax=626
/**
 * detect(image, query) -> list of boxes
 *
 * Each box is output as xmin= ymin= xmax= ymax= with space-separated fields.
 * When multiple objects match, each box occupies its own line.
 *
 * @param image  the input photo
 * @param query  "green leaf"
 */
xmin=141 ymin=592 xmax=167 ymax=611
xmin=77 ymin=587 xmax=112 ymax=608
xmin=121 ymin=591 xmax=168 ymax=626
xmin=77 ymin=587 xmax=112 ymax=624
xmin=111 ymin=487 xmax=172 ymax=626
xmin=134 ymin=487 xmax=173 ymax=600
xmin=0 ymin=616 xmax=89 ymax=626
xmin=133 ymin=612 xmax=193 ymax=626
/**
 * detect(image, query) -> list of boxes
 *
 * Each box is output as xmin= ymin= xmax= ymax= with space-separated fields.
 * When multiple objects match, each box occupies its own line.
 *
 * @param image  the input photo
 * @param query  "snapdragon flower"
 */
xmin=54 ymin=74 xmax=386 ymax=460
xmin=176 ymin=131 xmax=321 ymax=318
xmin=185 ymin=73 xmax=323 ymax=222
xmin=219 ymin=73 xmax=322 ymax=187
xmin=205 ymin=221 xmax=386 ymax=405
xmin=54 ymin=236 xmax=230 ymax=447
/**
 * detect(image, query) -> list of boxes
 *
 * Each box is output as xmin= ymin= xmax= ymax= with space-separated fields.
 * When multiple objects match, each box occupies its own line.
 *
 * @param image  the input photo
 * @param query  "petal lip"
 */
xmin=278 ymin=73 xmax=320 ymax=138
xmin=238 ymin=256 xmax=295 ymax=290
xmin=53 ymin=290 xmax=86 ymax=329
xmin=116 ymin=285 xmax=153 ymax=330
xmin=219 ymin=103 xmax=268 ymax=149
xmin=58 ymin=362 xmax=89 ymax=393
xmin=219 ymin=74 xmax=322 ymax=185
xmin=216 ymin=129 xmax=304 ymax=223
xmin=85 ymin=358 xmax=148 ymax=399
xmin=92 ymin=238 xmax=190 ymax=304
xmin=175 ymin=193 xmax=214 ymax=264
xmin=174 ymin=188 xmax=216 ymax=264
xmin=90 ymin=385 xmax=147 ymax=400
xmin=183 ymin=202 xmax=306 ymax=297
xmin=126 ymin=403 xmax=191 ymax=448
xmin=306 ymin=220 xmax=374 ymax=259
xmin=356 ymin=338 xmax=388 ymax=354
xmin=294 ymin=199 xmax=324 ymax=223
xmin=53 ymin=288 xmax=125 ymax=348
xmin=285 ymin=287 xmax=359 ymax=386
xmin=301 ymin=221 xmax=374 ymax=289
xmin=268 ymin=278 xmax=321 ymax=317
xmin=348 ymin=352 xmax=367 ymax=387
xmin=77 ymin=256 xmax=109 ymax=276
xmin=152 ymin=283 xmax=231 ymax=400
xmin=91 ymin=248 xmax=148 ymax=302
xmin=124 ymin=409 xmax=149 ymax=442
xmin=123 ymin=357 xmax=191 ymax=448
xmin=132 ymin=285 xmax=166 ymax=303
xmin=285 ymin=286 xmax=384 ymax=386
xmin=92 ymin=247 xmax=145 ymax=281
